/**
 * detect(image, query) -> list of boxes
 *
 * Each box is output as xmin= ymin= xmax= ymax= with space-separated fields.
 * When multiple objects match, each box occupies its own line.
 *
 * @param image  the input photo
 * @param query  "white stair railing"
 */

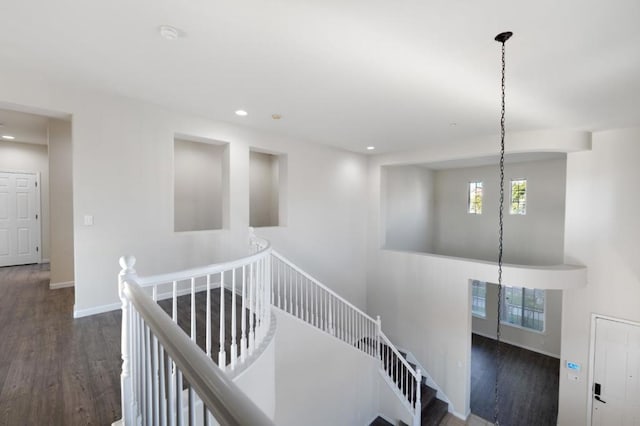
xmin=118 ymin=234 xmax=274 ymax=425
xmin=270 ymin=251 xmax=422 ymax=426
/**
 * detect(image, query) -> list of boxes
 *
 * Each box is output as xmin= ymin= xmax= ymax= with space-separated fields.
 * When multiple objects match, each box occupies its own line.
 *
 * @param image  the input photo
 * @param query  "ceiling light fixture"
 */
xmin=366 ymin=146 xmax=375 ymax=151
xmin=271 ymin=114 xmax=282 ymax=120
xmin=235 ymin=110 xmax=248 ymax=117
xmin=494 ymin=30 xmax=513 ymax=426
xmin=158 ymin=25 xmax=181 ymax=40
xmin=2 ymin=135 xmax=15 ymax=140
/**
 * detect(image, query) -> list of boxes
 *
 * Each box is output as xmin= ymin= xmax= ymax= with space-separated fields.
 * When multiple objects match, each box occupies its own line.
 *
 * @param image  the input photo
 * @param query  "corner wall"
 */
xmin=558 ymin=128 xmax=640 ymax=425
xmin=48 ymin=118 xmax=74 ymax=286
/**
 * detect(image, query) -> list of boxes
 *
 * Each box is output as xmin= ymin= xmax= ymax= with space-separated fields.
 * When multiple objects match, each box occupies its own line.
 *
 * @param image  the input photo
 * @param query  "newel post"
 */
xmin=414 ymin=368 xmax=422 ymax=426
xmin=376 ymin=315 xmax=382 ymax=364
xmin=118 ymin=255 xmax=137 ymax=426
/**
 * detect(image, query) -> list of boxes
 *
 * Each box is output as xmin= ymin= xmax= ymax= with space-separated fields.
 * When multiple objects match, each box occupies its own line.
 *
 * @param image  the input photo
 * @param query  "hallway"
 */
xmin=0 ymin=264 xmax=121 ymax=425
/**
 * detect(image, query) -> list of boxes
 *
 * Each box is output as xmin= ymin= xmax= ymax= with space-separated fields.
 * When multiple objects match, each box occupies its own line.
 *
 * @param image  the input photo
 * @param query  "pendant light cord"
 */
xmin=494 ymin=31 xmax=511 ymax=426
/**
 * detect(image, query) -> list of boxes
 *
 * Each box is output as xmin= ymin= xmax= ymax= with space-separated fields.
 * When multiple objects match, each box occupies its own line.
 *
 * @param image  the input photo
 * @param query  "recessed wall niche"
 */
xmin=249 ymin=149 xmax=286 ymax=227
xmin=174 ymin=136 xmax=229 ymax=232
xmin=381 ymin=152 xmax=567 ymax=265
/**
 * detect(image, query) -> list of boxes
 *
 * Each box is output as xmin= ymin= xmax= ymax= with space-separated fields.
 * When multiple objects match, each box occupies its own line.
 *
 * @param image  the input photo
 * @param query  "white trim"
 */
xmin=50 ymin=280 xmax=74 ymax=289
xmin=73 ymin=302 xmax=121 ymax=318
xmin=472 ymin=330 xmax=560 ymax=359
xmin=587 ymin=314 xmax=640 ymax=426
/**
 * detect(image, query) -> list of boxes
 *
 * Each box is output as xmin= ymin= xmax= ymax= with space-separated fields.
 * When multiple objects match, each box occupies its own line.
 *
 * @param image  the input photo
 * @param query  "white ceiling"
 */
xmin=1 ymin=0 xmax=638 ymax=153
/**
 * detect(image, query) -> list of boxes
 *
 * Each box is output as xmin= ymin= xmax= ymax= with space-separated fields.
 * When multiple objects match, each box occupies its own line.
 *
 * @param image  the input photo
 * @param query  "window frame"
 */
xmin=468 ymin=181 xmax=483 ymax=215
xmin=500 ymin=286 xmax=545 ymax=333
xmin=509 ymin=178 xmax=527 ymax=215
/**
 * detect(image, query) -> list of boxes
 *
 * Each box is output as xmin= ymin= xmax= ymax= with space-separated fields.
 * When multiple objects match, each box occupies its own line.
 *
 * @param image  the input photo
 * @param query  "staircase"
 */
xmin=370 ymin=346 xmax=449 ymax=426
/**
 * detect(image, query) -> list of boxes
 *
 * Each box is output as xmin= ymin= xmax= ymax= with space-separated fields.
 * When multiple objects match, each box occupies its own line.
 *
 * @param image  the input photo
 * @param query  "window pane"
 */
xmin=468 ymin=181 xmax=483 ymax=214
xmin=510 ymin=179 xmax=527 ymax=215
xmin=501 ymin=285 xmax=544 ymax=331
xmin=472 ymin=280 xmax=486 ymax=317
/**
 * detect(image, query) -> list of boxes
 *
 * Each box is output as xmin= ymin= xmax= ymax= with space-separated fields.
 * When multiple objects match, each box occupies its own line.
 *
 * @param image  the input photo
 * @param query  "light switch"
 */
xmin=84 ymin=215 xmax=94 ymax=226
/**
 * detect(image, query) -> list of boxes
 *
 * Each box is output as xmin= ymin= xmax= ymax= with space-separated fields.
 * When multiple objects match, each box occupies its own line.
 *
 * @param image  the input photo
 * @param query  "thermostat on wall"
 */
xmin=566 ymin=361 xmax=581 ymax=371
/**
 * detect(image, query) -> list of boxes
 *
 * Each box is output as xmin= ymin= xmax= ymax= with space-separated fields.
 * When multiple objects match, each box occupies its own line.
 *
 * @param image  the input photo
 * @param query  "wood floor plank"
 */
xmin=0 ymin=264 xmax=122 ymax=425
xmin=471 ymin=333 xmax=559 ymax=426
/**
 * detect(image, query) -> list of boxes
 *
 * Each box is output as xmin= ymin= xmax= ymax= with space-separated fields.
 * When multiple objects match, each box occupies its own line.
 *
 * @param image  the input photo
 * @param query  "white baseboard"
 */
xmin=50 ymin=281 xmax=74 ymax=289
xmin=74 ymin=302 xmax=121 ymax=318
xmin=472 ymin=331 xmax=560 ymax=359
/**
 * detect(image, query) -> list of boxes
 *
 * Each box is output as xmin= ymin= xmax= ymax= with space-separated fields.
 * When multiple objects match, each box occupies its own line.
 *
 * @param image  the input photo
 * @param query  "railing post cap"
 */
xmin=119 ymin=255 xmax=137 ymax=273
xmin=376 ymin=315 xmax=381 ymax=323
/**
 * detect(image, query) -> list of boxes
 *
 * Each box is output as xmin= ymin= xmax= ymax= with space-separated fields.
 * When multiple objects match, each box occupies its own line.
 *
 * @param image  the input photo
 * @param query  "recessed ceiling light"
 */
xmin=366 ymin=146 xmax=375 ymax=151
xmin=2 ymin=135 xmax=15 ymax=140
xmin=271 ymin=114 xmax=282 ymax=120
xmin=158 ymin=25 xmax=182 ymax=40
xmin=235 ymin=110 xmax=248 ymax=117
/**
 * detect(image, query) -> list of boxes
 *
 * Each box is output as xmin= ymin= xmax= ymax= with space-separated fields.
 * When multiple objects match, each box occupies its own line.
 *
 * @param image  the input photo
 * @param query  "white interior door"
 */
xmin=592 ymin=317 xmax=640 ymax=425
xmin=0 ymin=171 xmax=41 ymax=267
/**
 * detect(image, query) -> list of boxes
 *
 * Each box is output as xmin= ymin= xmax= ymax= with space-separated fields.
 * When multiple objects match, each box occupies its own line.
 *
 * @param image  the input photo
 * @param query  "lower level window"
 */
xmin=501 ymin=286 xmax=545 ymax=332
xmin=472 ymin=280 xmax=486 ymax=318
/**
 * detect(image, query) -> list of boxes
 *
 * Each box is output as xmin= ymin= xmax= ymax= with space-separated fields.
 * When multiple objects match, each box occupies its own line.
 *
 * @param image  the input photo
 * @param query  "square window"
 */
xmin=510 ymin=179 xmax=527 ymax=215
xmin=468 ymin=181 xmax=483 ymax=214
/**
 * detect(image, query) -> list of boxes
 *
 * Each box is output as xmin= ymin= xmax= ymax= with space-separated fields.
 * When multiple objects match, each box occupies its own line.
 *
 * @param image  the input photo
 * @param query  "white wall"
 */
xmin=48 ymin=118 xmax=74 ymax=286
xmin=0 ymin=140 xmax=49 ymax=260
xmin=472 ymin=283 xmax=562 ymax=357
xmin=174 ymin=138 xmax=225 ymax=232
xmin=558 ymin=128 xmax=640 ymax=425
xmin=0 ymin=67 xmax=369 ymax=316
xmin=382 ymin=165 xmax=434 ymax=252
xmin=273 ymin=309 xmax=379 ymax=426
xmin=433 ymin=158 xmax=567 ymax=265
xmin=249 ymin=151 xmax=279 ymax=227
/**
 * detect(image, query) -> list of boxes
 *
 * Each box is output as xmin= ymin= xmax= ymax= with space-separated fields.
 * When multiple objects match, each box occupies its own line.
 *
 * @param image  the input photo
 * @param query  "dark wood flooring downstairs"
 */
xmin=0 ymin=263 xmax=122 ymax=426
xmin=471 ymin=333 xmax=559 ymax=426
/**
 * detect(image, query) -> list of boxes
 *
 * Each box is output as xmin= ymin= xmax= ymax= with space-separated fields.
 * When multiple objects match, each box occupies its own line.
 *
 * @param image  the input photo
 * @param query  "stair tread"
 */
xmin=421 ymin=398 xmax=448 ymax=426
xmin=369 ymin=416 xmax=394 ymax=426
xmin=421 ymin=384 xmax=437 ymax=406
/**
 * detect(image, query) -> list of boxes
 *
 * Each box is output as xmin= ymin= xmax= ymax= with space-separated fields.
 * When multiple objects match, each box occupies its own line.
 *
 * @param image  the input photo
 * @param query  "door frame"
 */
xmin=587 ymin=313 xmax=640 ymax=425
xmin=0 ymin=169 xmax=42 ymax=265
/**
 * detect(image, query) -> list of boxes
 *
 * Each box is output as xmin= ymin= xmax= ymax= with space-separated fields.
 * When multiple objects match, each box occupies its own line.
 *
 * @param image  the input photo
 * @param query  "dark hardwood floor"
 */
xmin=0 ymin=264 xmax=252 ymax=425
xmin=471 ymin=333 xmax=559 ymax=426
xmin=0 ymin=263 xmax=122 ymax=426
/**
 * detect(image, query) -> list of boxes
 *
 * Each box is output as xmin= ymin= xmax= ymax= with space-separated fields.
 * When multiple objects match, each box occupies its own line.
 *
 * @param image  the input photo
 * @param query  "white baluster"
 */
xmin=206 ymin=275 xmax=211 ymax=357
xmin=240 ymin=265 xmax=247 ymax=362
xmin=218 ymin=271 xmax=226 ymax=370
xmin=230 ymin=268 xmax=237 ymax=369
xmin=328 ymin=295 xmax=334 ymax=335
xmin=190 ymin=277 xmax=196 ymax=341
xmin=172 ymin=280 xmax=178 ymax=323
xmin=152 ymin=334 xmax=159 ymax=424
xmin=249 ymin=263 xmax=255 ymax=353
xmin=277 ymin=258 xmax=281 ymax=309
xmin=118 ymin=255 xmax=136 ymax=426
xmin=159 ymin=343 xmax=167 ymax=426
xmin=414 ymin=369 xmax=422 ymax=426
xmin=376 ymin=316 xmax=382 ymax=364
